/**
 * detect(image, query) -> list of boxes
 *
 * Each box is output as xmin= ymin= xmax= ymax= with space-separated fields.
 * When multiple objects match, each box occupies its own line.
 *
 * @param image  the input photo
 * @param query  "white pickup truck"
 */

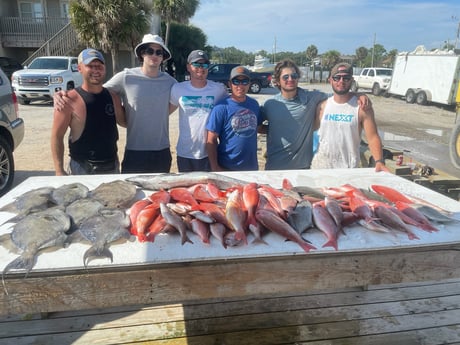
xmin=350 ymin=67 xmax=393 ymax=96
xmin=11 ymin=56 xmax=82 ymax=105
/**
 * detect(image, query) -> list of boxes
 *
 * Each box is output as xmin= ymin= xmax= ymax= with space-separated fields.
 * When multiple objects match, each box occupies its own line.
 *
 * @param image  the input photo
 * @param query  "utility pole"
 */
xmin=273 ymin=35 xmax=277 ymax=64
xmin=452 ymin=16 xmax=459 ymax=50
xmin=456 ymin=21 xmax=460 ymax=49
xmin=371 ymin=33 xmax=376 ymax=67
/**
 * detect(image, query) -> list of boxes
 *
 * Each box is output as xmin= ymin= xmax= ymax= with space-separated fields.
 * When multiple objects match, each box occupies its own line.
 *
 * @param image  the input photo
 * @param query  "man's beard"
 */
xmin=332 ymin=86 xmax=350 ymax=95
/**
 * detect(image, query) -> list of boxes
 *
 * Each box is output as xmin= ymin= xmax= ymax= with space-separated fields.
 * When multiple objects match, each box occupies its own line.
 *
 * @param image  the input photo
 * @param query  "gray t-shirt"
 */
xmin=104 ymin=67 xmax=177 ymax=151
xmin=261 ymin=88 xmax=327 ymax=170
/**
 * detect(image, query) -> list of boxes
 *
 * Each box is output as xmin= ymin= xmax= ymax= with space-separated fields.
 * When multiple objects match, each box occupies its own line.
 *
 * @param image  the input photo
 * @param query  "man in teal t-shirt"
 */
xmin=260 ymin=59 xmax=327 ymax=170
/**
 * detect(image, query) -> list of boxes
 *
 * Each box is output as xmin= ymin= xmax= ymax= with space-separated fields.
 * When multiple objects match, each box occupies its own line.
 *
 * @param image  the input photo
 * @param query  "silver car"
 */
xmin=0 ymin=67 xmax=25 ymax=196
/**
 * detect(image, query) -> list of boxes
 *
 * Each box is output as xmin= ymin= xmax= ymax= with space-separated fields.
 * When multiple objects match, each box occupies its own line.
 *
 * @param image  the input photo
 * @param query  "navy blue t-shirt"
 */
xmin=206 ymin=96 xmax=261 ymax=170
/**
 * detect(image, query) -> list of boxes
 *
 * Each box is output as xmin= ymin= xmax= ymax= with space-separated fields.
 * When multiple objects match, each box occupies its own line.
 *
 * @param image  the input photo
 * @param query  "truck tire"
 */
xmin=372 ymin=83 xmax=381 ymax=96
xmin=405 ymin=89 xmax=416 ymax=104
xmin=0 ymin=136 xmax=15 ymax=196
xmin=416 ymin=91 xmax=428 ymax=105
xmin=449 ymin=120 xmax=460 ymax=169
xmin=350 ymin=81 xmax=358 ymax=92
xmin=249 ymin=81 xmax=261 ymax=94
xmin=18 ymin=97 xmax=30 ymax=105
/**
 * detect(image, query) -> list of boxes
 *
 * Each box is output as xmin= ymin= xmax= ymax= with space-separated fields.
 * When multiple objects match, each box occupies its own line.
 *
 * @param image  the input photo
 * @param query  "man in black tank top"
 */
xmin=51 ymin=48 xmax=126 ymax=175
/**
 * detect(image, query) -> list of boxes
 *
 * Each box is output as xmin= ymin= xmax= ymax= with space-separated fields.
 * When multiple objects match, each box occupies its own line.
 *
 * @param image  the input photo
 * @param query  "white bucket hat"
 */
xmin=134 ymin=34 xmax=172 ymax=61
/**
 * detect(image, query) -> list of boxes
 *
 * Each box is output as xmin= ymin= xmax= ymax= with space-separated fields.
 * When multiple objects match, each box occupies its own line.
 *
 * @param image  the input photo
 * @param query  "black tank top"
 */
xmin=69 ymin=87 xmax=118 ymax=161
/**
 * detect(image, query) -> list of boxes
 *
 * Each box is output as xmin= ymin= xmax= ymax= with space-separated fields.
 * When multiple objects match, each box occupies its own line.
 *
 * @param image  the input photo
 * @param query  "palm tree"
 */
xmin=305 ymin=45 xmax=318 ymax=65
xmin=167 ymin=21 xmax=207 ymax=80
xmin=70 ymin=0 xmax=152 ymax=75
xmin=355 ymin=47 xmax=368 ymax=67
xmin=384 ymin=49 xmax=398 ymax=68
xmin=153 ymin=0 xmax=200 ymax=46
xmin=306 ymin=45 xmax=318 ymax=82
xmin=321 ymin=50 xmax=341 ymax=71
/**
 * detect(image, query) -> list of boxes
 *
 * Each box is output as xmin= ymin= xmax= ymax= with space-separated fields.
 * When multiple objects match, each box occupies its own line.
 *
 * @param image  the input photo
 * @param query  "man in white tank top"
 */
xmin=311 ymin=63 xmax=389 ymax=172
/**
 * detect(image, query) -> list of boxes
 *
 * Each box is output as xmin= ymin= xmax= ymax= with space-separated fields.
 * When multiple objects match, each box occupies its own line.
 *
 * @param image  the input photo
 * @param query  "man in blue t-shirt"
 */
xmin=205 ymin=66 xmax=262 ymax=171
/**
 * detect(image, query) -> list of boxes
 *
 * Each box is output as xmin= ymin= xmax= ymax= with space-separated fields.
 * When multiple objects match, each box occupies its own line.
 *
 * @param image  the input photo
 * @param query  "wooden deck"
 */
xmin=1 ymin=278 xmax=460 ymax=344
xmin=1 ymin=171 xmax=460 ymax=344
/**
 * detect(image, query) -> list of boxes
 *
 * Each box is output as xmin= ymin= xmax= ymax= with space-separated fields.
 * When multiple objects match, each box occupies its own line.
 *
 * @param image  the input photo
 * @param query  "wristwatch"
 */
xmin=375 ymin=159 xmax=386 ymax=165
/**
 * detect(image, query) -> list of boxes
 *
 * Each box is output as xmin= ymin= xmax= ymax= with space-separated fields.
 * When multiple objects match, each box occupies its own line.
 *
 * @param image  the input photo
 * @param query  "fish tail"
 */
xmin=144 ymin=231 xmax=156 ymax=242
xmin=322 ymin=239 xmax=338 ymax=251
xmin=299 ymin=240 xmax=316 ymax=253
xmin=234 ymin=230 xmax=248 ymax=245
xmin=251 ymin=237 xmax=268 ymax=246
xmin=83 ymin=245 xmax=113 ymax=267
xmin=129 ymin=225 xmax=138 ymax=236
xmin=418 ymin=223 xmax=439 ymax=233
xmin=181 ymin=234 xmax=194 ymax=245
xmin=2 ymin=252 xmax=36 ymax=276
xmin=407 ymin=232 xmax=420 ymax=241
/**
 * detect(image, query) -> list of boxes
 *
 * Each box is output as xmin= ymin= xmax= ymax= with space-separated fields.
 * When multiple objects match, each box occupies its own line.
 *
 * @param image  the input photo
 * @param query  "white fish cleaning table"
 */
xmin=0 ymin=169 xmax=459 ymax=317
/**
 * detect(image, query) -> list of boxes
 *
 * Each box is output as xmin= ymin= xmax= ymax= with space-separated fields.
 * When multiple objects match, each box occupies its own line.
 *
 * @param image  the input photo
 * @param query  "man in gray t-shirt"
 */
xmin=260 ymin=59 xmax=327 ymax=170
xmin=106 ymin=34 xmax=177 ymax=173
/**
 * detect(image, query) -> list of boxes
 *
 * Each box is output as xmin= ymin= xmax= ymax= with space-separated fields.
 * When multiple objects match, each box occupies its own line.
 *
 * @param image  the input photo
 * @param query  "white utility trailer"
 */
xmin=387 ymin=48 xmax=460 ymax=106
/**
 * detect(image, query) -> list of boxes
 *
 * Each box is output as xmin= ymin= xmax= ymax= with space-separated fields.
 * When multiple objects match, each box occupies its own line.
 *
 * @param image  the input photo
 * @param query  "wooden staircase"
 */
xmin=23 ymin=22 xmax=81 ymax=66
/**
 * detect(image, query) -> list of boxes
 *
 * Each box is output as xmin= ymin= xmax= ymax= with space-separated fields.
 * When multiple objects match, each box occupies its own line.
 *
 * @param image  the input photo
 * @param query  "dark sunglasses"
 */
xmin=144 ymin=47 xmax=163 ymax=56
xmin=231 ymin=78 xmax=250 ymax=85
xmin=332 ymin=75 xmax=352 ymax=82
xmin=281 ymin=73 xmax=299 ymax=81
xmin=191 ymin=62 xmax=209 ymax=69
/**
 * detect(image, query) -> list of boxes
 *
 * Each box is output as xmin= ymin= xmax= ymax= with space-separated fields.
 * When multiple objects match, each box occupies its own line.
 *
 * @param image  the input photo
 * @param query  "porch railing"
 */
xmin=0 ymin=16 xmax=68 ymax=46
xmin=23 ymin=22 xmax=80 ymax=65
xmin=0 ymin=16 xmax=80 ymax=65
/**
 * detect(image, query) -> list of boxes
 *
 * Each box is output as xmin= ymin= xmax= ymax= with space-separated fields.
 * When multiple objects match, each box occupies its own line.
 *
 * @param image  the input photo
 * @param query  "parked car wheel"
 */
xmin=18 ymin=97 xmax=31 ymax=105
xmin=449 ymin=120 xmax=460 ymax=169
xmin=0 ymin=136 xmax=15 ymax=196
xmin=249 ymin=81 xmax=261 ymax=94
xmin=0 ymin=67 xmax=25 ymax=195
xmin=372 ymin=83 xmax=381 ymax=96
xmin=416 ymin=91 xmax=428 ymax=105
xmin=405 ymin=89 xmax=416 ymax=103
xmin=350 ymin=81 xmax=358 ymax=92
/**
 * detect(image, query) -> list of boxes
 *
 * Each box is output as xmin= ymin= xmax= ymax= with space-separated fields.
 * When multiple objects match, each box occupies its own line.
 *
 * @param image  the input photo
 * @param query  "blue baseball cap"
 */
xmin=78 ymin=48 xmax=105 ymax=65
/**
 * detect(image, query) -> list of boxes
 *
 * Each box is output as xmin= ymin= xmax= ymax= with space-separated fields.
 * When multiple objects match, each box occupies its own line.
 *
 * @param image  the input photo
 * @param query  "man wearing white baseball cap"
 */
xmin=55 ymin=34 xmax=177 ymax=173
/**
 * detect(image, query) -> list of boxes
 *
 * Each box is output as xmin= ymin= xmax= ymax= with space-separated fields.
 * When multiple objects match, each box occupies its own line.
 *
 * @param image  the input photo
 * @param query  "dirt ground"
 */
xmin=11 ymin=82 xmax=457 ymax=189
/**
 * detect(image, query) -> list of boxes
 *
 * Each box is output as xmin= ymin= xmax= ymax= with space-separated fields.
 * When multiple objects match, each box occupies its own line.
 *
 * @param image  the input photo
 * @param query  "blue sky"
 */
xmin=190 ymin=0 xmax=460 ymax=55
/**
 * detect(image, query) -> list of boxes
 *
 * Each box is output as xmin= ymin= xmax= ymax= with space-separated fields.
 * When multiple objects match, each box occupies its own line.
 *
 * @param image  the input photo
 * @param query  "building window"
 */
xmin=19 ymin=1 xmax=44 ymax=19
xmin=61 ymin=1 xmax=70 ymax=18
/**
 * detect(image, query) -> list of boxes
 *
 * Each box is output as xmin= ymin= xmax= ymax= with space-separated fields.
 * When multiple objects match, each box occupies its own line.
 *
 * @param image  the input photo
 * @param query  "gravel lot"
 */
xmin=11 ymin=82 xmax=458 ymax=189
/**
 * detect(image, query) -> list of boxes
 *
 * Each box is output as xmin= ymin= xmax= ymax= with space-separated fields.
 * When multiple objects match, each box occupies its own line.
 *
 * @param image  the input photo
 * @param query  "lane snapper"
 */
xmin=374 ymin=205 xmax=419 ymax=240
xmin=312 ymin=203 xmax=339 ymax=250
xmin=255 ymin=209 xmax=316 ymax=253
xmin=159 ymin=203 xmax=193 ymax=245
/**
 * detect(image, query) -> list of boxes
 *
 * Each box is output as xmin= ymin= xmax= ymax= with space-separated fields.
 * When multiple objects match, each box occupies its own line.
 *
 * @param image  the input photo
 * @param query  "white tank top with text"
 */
xmin=311 ymin=95 xmax=361 ymax=169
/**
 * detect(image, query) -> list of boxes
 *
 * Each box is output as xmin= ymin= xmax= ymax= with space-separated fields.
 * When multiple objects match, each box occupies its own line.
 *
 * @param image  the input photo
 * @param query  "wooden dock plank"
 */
xmin=2 ymin=279 xmax=460 ymax=344
xmin=3 ymin=245 xmax=460 ymax=317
